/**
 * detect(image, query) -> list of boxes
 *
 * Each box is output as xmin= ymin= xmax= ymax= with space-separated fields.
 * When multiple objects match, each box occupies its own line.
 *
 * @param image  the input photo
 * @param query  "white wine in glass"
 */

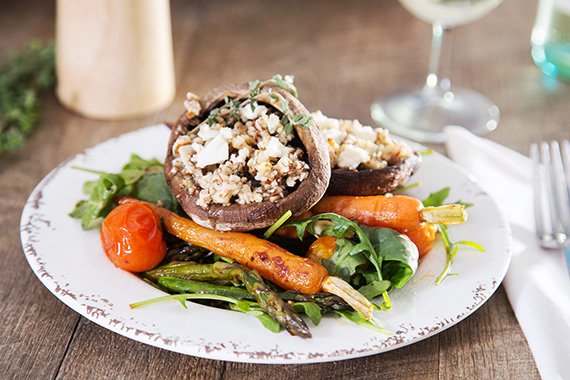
xmin=371 ymin=0 xmax=503 ymax=143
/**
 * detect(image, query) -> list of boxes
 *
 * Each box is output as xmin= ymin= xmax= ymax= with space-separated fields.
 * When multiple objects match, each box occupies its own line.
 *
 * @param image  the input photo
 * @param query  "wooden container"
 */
xmin=56 ymin=0 xmax=175 ymax=120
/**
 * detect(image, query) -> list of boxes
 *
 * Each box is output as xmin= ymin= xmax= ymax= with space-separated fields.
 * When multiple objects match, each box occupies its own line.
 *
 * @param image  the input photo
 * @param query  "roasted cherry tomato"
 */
xmin=307 ymin=236 xmax=336 ymax=263
xmin=100 ymin=202 xmax=166 ymax=272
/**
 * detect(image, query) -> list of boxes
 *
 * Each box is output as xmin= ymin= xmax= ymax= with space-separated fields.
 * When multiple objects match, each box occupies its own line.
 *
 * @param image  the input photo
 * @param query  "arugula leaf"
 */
xmin=334 ymin=310 xmax=390 ymax=335
xmin=357 ymin=280 xmax=391 ymax=300
xmin=69 ymin=172 xmax=125 ymax=230
xmin=229 ymin=299 xmax=283 ymax=333
xmin=422 ymin=187 xmax=450 ymax=207
xmin=435 ymin=225 xmax=485 ymax=285
xmin=70 ymin=154 xmax=179 ymax=230
xmin=256 ymin=314 xmax=282 ymax=333
xmin=292 ymin=302 xmax=322 ymax=325
xmin=360 ymin=227 xmax=419 ymax=289
xmin=286 ymin=213 xmax=381 ymax=278
xmin=321 ymin=238 xmax=368 ymax=281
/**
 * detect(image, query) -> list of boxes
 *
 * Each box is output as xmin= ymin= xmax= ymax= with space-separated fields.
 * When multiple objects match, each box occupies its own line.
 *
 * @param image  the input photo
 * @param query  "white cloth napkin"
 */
xmin=444 ymin=126 xmax=570 ymax=380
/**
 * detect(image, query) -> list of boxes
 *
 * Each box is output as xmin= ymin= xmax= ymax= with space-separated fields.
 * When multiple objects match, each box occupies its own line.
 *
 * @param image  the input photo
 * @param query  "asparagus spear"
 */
xmin=147 ymin=262 xmax=311 ymax=338
xmin=157 ymin=277 xmax=252 ymax=299
xmin=145 ymin=261 xmax=237 ymax=283
xmin=279 ymin=291 xmax=351 ymax=312
xmin=158 ymin=276 xmax=352 ymax=313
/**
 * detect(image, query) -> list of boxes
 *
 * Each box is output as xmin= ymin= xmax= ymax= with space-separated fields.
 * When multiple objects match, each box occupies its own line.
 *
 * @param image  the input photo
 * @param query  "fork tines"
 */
xmin=531 ymin=140 xmax=570 ymax=248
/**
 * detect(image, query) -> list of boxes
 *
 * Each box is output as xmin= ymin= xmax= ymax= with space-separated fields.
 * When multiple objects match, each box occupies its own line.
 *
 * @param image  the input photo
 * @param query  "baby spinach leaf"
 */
xmin=359 ymin=226 xmax=419 ymax=289
xmin=134 ymin=171 xmax=179 ymax=212
xmin=286 ymin=213 xmax=381 ymax=279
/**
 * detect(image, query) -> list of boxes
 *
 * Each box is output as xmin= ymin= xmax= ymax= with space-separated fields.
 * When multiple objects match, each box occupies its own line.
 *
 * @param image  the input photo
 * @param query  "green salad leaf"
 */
xmin=286 ymin=213 xmax=381 ymax=279
xmin=287 ymin=213 xmax=420 ymax=296
xmin=321 ymin=238 xmax=369 ymax=282
xmin=334 ymin=310 xmax=390 ymax=335
xmin=292 ymin=302 xmax=322 ymax=326
xmin=422 ymin=187 xmax=450 ymax=207
xmin=360 ymin=226 xmax=419 ymax=289
xmin=357 ymin=280 xmax=391 ymax=300
xmin=422 ymin=187 xmax=484 ymax=284
xmin=70 ymin=154 xmax=180 ymax=230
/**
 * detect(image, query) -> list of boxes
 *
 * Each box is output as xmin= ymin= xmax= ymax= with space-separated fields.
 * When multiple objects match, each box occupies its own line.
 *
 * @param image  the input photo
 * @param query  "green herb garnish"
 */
xmin=271 ymin=74 xmax=298 ymax=98
xmin=206 ymin=107 xmax=221 ymax=126
xmin=281 ymin=113 xmax=312 ymax=134
xmin=0 ymin=40 xmax=55 ymax=154
xmin=248 ymin=79 xmax=261 ymax=111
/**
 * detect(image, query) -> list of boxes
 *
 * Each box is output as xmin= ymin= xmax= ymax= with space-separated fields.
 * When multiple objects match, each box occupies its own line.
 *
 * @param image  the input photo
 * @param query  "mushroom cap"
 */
xmin=165 ymin=82 xmax=331 ymax=231
xmin=327 ymin=152 xmax=421 ymax=196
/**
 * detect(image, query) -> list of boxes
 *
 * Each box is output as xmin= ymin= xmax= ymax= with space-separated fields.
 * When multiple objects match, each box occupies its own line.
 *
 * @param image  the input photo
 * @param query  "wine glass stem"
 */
xmin=425 ymin=23 xmax=454 ymax=95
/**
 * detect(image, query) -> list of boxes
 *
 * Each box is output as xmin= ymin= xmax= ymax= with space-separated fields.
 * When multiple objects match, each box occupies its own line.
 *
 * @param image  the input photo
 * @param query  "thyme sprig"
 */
xmin=248 ymin=80 xmax=261 ymax=111
xmin=271 ymin=74 xmax=298 ymax=98
xmin=206 ymin=107 xmax=220 ymax=127
xmin=282 ymin=114 xmax=312 ymax=134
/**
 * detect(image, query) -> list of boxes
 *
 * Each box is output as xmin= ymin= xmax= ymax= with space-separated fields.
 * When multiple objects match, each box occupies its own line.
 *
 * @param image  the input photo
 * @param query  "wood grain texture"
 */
xmin=1 ymin=0 xmax=564 ymax=378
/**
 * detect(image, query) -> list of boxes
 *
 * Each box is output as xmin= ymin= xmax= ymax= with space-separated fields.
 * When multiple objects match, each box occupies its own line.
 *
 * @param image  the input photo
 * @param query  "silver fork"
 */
xmin=531 ymin=140 xmax=570 ymax=274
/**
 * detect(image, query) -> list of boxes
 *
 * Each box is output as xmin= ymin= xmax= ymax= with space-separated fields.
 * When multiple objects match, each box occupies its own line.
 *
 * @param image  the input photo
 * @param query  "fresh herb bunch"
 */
xmin=0 ymin=40 xmax=55 ymax=153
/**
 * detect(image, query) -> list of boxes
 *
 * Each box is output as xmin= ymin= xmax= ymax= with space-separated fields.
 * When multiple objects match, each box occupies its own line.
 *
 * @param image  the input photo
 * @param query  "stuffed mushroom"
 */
xmin=165 ymin=78 xmax=330 ymax=231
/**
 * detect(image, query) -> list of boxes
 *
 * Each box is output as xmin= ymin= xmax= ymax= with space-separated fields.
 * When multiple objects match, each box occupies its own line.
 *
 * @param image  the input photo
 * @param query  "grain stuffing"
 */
xmin=311 ymin=111 xmax=412 ymax=171
xmin=171 ymin=95 xmax=310 ymax=209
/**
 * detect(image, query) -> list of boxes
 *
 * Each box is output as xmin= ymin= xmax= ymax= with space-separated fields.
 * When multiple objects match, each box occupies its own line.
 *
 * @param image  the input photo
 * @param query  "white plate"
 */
xmin=20 ymin=125 xmax=511 ymax=364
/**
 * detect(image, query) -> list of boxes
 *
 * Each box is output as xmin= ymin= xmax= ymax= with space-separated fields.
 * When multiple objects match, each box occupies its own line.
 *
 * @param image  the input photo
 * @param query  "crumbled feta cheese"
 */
xmin=219 ymin=127 xmax=233 ymax=139
xmin=265 ymin=137 xmax=288 ymax=158
xmin=198 ymin=124 xmax=219 ymax=141
xmin=312 ymin=110 xmax=340 ymax=131
xmin=240 ymin=103 xmax=268 ymax=120
xmin=195 ymin=135 xmax=229 ymax=168
xmin=337 ymin=145 xmax=370 ymax=170
xmin=350 ymin=123 xmax=377 ymax=141
xmin=178 ymin=145 xmax=194 ymax=168
xmin=191 ymin=142 xmax=203 ymax=153
xmin=321 ymin=128 xmax=347 ymax=144
xmin=172 ymin=135 xmax=191 ymax=155
xmin=266 ymin=114 xmax=280 ymax=134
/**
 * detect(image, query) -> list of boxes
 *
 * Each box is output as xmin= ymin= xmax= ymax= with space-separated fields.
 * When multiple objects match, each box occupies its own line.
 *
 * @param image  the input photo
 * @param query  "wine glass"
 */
xmin=371 ymin=0 xmax=503 ymax=143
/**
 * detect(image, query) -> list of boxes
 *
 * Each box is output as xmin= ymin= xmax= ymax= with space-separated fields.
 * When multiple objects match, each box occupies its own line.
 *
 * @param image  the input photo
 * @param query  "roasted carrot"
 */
xmin=121 ymin=199 xmax=374 ymax=319
xmin=309 ymin=195 xmax=466 ymax=257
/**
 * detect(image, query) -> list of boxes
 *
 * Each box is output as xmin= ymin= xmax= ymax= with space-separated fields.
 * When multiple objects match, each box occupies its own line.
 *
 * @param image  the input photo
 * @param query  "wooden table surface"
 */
xmin=2 ymin=0 xmax=568 ymax=378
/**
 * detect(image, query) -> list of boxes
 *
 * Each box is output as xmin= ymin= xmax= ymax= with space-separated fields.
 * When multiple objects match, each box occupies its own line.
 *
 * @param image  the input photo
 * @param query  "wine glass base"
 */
xmin=371 ymin=87 xmax=500 ymax=143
